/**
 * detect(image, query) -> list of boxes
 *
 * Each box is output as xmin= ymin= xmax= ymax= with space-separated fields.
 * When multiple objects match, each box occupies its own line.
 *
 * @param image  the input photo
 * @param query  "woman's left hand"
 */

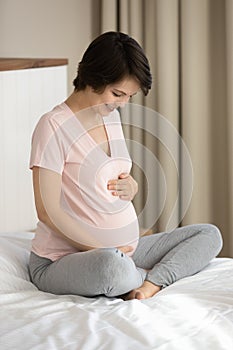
xmin=107 ymin=173 xmax=138 ymax=201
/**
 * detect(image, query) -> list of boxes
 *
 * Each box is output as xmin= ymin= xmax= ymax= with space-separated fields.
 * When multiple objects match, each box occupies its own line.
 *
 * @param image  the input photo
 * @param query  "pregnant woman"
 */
xmin=29 ymin=31 xmax=222 ymax=300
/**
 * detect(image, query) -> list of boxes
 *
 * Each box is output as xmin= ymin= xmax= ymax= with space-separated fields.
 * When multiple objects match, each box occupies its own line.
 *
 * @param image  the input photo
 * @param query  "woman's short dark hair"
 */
xmin=73 ymin=31 xmax=152 ymax=96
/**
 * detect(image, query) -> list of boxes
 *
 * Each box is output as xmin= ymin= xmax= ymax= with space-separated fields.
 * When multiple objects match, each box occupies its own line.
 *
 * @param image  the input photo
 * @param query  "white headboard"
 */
xmin=0 ymin=59 xmax=68 ymax=232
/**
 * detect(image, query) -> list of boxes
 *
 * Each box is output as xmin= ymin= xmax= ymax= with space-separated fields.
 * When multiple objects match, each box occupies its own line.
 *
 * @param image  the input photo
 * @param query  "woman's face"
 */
xmin=90 ymin=76 xmax=141 ymax=116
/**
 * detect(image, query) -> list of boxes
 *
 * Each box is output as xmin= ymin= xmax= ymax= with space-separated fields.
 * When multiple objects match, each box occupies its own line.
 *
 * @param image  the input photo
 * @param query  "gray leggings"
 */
xmin=29 ymin=224 xmax=223 ymax=297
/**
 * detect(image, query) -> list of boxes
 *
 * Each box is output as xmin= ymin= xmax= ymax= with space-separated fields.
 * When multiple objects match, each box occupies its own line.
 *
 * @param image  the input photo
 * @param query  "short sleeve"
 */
xmin=29 ymin=114 xmax=65 ymax=175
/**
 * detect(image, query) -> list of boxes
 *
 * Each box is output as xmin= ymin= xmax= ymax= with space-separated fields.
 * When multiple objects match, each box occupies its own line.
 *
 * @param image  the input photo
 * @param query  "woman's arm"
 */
xmin=33 ymin=166 xmax=100 ymax=251
xmin=33 ymin=166 xmax=134 ymax=254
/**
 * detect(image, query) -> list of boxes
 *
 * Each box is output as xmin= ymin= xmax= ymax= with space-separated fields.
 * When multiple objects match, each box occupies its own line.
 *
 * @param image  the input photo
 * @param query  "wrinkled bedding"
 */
xmin=0 ymin=232 xmax=233 ymax=350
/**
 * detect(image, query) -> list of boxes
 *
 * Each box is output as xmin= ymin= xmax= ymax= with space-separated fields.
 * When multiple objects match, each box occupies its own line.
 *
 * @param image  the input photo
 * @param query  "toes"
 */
xmin=123 ymin=290 xmax=145 ymax=300
xmin=123 ymin=290 xmax=137 ymax=300
xmin=135 ymin=291 xmax=145 ymax=300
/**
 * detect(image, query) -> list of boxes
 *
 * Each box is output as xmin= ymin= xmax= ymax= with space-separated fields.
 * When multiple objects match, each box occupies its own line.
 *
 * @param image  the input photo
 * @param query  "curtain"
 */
xmin=93 ymin=0 xmax=233 ymax=257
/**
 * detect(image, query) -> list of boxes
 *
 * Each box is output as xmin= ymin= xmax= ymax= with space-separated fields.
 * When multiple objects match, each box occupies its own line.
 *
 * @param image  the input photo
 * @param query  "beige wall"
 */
xmin=0 ymin=0 xmax=94 ymax=94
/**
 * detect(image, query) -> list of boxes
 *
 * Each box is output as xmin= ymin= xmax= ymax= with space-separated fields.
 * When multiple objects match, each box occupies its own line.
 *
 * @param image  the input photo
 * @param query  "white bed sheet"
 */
xmin=0 ymin=232 xmax=233 ymax=350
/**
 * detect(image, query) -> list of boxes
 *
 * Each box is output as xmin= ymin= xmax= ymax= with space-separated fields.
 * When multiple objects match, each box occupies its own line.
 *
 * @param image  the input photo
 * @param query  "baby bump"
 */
xmin=80 ymin=206 xmax=140 ymax=255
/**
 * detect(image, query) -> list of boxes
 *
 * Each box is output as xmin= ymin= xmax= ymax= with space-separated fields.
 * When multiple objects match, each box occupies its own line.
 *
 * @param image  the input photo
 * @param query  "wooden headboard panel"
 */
xmin=0 ymin=59 xmax=68 ymax=232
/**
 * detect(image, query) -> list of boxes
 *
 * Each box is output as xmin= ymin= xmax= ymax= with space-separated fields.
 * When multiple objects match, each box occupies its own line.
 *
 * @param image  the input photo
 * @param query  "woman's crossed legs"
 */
xmin=29 ymin=224 xmax=222 ymax=299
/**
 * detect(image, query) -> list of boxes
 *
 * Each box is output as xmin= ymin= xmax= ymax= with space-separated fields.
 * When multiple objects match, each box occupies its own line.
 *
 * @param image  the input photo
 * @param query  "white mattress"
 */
xmin=0 ymin=232 xmax=233 ymax=350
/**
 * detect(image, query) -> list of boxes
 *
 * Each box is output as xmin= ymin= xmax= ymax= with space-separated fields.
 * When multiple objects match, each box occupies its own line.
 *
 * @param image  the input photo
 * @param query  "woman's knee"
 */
xmin=198 ymin=224 xmax=223 ymax=255
xmin=96 ymin=248 xmax=136 ymax=279
xmin=96 ymin=248 xmax=141 ymax=297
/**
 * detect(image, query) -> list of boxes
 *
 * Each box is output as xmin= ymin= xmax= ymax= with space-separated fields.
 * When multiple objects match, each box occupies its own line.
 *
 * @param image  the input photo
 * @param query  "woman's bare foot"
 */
xmin=124 ymin=281 xmax=161 ymax=300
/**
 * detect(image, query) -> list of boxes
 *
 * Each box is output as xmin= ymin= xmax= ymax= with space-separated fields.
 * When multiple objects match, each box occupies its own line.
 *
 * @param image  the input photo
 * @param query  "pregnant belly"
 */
xmin=62 ymin=158 xmax=139 ymax=252
xmin=81 ymin=202 xmax=139 ymax=253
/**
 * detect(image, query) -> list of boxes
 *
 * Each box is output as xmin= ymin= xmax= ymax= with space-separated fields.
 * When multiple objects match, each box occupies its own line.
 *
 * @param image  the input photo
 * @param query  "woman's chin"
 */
xmin=92 ymin=103 xmax=116 ymax=116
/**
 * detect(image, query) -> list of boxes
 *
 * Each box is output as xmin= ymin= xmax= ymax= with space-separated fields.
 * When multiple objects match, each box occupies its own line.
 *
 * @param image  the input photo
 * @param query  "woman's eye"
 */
xmin=112 ymin=92 xmax=122 ymax=97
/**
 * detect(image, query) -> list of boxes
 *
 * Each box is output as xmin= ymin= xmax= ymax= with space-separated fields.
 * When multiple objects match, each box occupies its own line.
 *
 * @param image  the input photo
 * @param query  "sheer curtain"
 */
xmin=92 ymin=0 xmax=233 ymax=257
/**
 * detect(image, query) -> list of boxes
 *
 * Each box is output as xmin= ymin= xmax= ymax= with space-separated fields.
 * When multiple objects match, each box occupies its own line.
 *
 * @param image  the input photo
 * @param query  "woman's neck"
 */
xmin=65 ymin=89 xmax=90 ymax=114
xmin=65 ymin=89 xmax=103 ymax=126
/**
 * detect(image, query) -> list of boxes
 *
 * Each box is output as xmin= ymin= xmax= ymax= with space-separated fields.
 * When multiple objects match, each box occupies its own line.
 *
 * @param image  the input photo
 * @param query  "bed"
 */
xmin=1 ymin=60 xmax=233 ymax=350
xmin=1 ymin=231 xmax=233 ymax=350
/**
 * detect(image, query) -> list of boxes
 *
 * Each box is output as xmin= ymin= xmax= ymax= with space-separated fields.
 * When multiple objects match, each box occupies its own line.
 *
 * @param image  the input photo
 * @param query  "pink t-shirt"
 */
xmin=30 ymin=102 xmax=139 ymax=261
